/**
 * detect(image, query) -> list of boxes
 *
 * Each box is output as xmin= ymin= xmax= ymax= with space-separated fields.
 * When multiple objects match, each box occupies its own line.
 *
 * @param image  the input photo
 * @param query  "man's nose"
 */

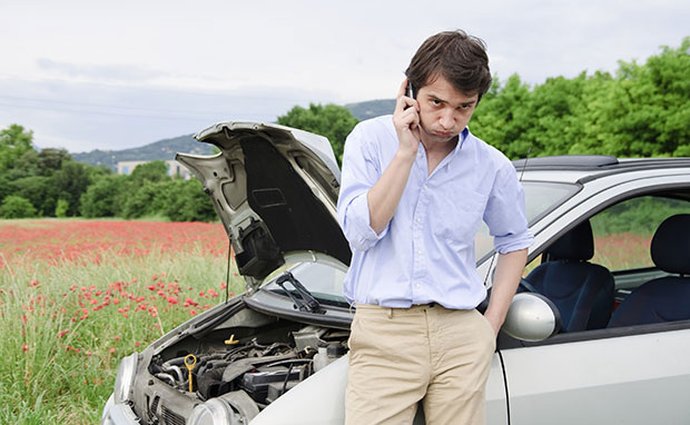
xmin=439 ymin=110 xmax=454 ymax=129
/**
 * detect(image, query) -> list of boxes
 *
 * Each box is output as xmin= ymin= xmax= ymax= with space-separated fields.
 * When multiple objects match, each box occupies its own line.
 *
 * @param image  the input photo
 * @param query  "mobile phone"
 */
xmin=406 ymin=82 xmax=415 ymax=99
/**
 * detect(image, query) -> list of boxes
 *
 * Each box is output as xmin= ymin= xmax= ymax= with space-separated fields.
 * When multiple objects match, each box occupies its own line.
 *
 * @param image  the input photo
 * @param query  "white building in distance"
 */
xmin=116 ymin=160 xmax=191 ymax=179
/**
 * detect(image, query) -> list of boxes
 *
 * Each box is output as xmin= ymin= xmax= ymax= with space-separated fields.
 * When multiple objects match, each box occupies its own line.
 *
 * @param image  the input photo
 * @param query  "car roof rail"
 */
xmin=513 ymin=155 xmax=619 ymax=171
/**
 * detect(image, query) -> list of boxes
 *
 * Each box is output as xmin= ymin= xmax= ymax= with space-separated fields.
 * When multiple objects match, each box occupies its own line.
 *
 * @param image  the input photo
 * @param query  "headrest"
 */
xmin=651 ymin=214 xmax=690 ymax=275
xmin=547 ymin=220 xmax=594 ymax=261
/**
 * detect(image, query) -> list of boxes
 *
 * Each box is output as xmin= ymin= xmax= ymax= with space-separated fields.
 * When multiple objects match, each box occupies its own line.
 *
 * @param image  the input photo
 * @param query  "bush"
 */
xmin=80 ymin=175 xmax=127 ymax=218
xmin=0 ymin=195 xmax=38 ymax=218
xmin=9 ymin=175 xmax=55 ymax=216
xmin=121 ymin=181 xmax=160 ymax=219
xmin=277 ymin=103 xmax=358 ymax=164
xmin=117 ymin=178 xmax=216 ymax=222
xmin=55 ymin=199 xmax=69 ymax=218
xmin=159 ymin=179 xmax=216 ymax=222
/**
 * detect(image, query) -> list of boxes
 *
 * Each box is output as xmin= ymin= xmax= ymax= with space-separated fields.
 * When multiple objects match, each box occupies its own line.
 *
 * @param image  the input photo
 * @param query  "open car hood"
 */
xmin=176 ymin=121 xmax=351 ymax=292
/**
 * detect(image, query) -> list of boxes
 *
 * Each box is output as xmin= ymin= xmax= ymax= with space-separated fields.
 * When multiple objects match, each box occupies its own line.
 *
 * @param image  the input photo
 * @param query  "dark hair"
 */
xmin=405 ymin=30 xmax=492 ymax=101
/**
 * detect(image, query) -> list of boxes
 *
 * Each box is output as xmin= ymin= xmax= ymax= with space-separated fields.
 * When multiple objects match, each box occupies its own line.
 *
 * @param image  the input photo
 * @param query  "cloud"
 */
xmin=1 ymin=0 xmax=688 ymax=154
xmin=0 ymin=77 xmax=339 ymax=153
xmin=36 ymin=58 xmax=166 ymax=82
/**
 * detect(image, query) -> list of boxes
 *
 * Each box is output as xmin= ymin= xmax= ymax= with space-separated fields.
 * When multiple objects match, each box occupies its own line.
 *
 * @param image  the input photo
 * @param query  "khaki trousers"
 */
xmin=345 ymin=303 xmax=495 ymax=425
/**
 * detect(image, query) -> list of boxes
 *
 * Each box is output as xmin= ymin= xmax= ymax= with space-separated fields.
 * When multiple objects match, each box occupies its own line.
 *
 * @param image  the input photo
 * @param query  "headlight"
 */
xmin=113 ymin=353 xmax=138 ymax=403
xmin=187 ymin=398 xmax=243 ymax=425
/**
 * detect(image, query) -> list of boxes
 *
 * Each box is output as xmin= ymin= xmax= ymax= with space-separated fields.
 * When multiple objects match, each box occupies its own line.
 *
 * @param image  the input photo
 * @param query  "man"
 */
xmin=336 ymin=30 xmax=533 ymax=425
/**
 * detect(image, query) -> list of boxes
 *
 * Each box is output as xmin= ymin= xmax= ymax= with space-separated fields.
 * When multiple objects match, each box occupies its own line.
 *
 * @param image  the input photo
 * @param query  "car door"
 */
xmin=502 ymin=327 xmax=690 ymax=424
xmin=499 ymin=176 xmax=690 ymax=424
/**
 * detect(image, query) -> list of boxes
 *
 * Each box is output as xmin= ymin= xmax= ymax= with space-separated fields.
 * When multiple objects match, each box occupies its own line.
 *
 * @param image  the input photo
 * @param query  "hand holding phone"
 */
xmin=393 ymin=78 xmax=421 ymax=155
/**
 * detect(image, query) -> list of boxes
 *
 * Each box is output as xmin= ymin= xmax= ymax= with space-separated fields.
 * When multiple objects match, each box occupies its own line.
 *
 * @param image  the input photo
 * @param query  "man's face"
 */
xmin=416 ymin=75 xmax=479 ymax=145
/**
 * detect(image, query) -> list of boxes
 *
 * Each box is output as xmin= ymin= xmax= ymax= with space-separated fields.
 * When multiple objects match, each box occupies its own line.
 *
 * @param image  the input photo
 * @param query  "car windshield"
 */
xmin=264 ymin=180 xmax=579 ymax=302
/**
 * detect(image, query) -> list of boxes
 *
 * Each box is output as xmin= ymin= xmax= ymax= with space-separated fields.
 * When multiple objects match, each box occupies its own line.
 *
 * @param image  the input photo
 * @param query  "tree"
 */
xmin=569 ymin=71 xmax=618 ymax=155
xmin=0 ymin=195 xmax=37 ymax=218
xmin=0 ymin=124 xmax=34 ymax=172
xmin=570 ymin=38 xmax=690 ymax=158
xmin=0 ymin=174 xmax=12 ymax=204
xmin=277 ymin=103 xmax=359 ymax=164
xmin=472 ymin=38 xmax=690 ymax=159
xmin=629 ymin=37 xmax=690 ymax=156
xmin=523 ymin=74 xmax=588 ymax=156
xmin=158 ymin=179 xmax=216 ymax=222
xmin=3 ymin=147 xmax=72 ymax=181
xmin=472 ymin=74 xmax=532 ymax=159
xmin=51 ymin=161 xmax=91 ymax=216
xmin=79 ymin=175 xmax=127 ymax=218
xmin=121 ymin=181 xmax=161 ymax=219
xmin=37 ymin=148 xmax=73 ymax=176
xmin=129 ymin=160 xmax=169 ymax=183
xmin=55 ymin=199 xmax=69 ymax=218
xmin=9 ymin=175 xmax=55 ymax=216
xmin=9 ymin=149 xmax=41 ymax=180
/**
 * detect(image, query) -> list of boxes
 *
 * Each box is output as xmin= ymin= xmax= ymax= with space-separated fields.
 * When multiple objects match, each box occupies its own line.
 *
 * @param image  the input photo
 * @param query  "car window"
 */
xmin=520 ymin=191 xmax=690 ymax=338
xmin=523 ymin=181 xmax=581 ymax=225
xmin=590 ymin=196 xmax=689 ymax=271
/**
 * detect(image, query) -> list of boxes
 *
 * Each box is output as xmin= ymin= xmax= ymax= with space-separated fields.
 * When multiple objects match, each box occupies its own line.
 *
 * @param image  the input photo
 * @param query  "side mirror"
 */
xmin=502 ymin=293 xmax=561 ymax=342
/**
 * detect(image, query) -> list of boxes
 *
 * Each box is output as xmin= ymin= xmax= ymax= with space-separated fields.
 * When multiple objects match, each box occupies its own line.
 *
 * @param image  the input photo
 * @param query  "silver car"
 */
xmin=102 ymin=121 xmax=690 ymax=425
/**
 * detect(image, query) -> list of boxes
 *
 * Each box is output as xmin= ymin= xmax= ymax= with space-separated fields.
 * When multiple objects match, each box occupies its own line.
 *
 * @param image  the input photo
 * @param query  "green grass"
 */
xmin=0 ymin=221 xmax=244 ymax=424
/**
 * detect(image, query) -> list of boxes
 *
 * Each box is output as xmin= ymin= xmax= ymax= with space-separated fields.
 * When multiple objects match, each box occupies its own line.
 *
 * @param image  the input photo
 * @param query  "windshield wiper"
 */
xmin=275 ymin=272 xmax=324 ymax=314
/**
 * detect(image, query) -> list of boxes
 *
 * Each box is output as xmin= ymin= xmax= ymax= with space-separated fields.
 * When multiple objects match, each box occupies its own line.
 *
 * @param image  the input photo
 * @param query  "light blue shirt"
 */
xmin=336 ymin=115 xmax=532 ymax=309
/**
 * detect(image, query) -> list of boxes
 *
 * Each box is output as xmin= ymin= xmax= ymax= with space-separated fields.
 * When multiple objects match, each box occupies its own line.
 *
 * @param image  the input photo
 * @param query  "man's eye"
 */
xmin=431 ymin=99 xmax=442 ymax=106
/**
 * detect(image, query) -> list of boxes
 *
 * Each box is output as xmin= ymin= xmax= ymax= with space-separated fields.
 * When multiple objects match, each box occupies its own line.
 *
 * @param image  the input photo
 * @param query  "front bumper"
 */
xmin=101 ymin=394 xmax=140 ymax=425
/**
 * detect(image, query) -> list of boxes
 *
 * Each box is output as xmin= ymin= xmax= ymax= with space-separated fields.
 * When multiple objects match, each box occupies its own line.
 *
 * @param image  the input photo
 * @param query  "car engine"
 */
xmin=145 ymin=319 xmax=349 ymax=422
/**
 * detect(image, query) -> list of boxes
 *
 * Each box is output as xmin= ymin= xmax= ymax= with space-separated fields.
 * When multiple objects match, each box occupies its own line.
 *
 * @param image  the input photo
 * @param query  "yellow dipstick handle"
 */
xmin=224 ymin=334 xmax=240 ymax=345
xmin=184 ymin=354 xmax=197 ymax=393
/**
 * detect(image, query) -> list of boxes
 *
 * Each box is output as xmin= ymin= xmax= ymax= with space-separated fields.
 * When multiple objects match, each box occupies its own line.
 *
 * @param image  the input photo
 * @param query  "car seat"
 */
xmin=608 ymin=214 xmax=690 ymax=327
xmin=523 ymin=220 xmax=615 ymax=332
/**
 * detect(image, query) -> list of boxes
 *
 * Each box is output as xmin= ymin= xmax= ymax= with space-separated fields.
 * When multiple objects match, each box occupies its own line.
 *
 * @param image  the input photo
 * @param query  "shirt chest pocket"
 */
xmin=430 ymin=187 xmax=488 ymax=242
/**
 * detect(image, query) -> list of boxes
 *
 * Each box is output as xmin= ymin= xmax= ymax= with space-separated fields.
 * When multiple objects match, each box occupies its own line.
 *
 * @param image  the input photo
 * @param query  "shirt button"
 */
xmin=417 ymin=250 xmax=422 ymax=255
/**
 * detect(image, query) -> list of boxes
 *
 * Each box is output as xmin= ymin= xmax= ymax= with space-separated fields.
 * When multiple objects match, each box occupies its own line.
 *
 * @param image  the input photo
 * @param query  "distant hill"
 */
xmin=72 ymin=134 xmax=216 ymax=170
xmin=346 ymin=99 xmax=395 ymax=121
xmin=72 ymin=99 xmax=394 ymax=170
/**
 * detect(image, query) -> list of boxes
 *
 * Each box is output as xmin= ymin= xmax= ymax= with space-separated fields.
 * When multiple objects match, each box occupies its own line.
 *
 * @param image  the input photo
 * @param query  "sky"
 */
xmin=1 ymin=0 xmax=688 ymax=153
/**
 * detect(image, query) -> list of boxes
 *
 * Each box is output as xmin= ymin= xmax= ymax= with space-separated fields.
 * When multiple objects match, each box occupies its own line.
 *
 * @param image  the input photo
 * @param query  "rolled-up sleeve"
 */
xmin=483 ymin=162 xmax=533 ymax=254
xmin=336 ymin=124 xmax=389 ymax=252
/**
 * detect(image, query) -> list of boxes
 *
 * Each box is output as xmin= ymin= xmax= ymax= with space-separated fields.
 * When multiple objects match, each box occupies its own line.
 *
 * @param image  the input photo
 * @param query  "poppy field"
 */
xmin=0 ymin=219 xmax=244 ymax=424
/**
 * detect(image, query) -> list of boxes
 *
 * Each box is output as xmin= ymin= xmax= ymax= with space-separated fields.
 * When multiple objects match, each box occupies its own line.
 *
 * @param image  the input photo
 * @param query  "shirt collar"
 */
xmin=449 ymin=127 xmax=470 ymax=158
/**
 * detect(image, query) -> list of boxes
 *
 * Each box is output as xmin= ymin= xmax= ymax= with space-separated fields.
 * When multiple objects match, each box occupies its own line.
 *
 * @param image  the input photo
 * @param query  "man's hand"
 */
xmin=392 ymin=79 xmax=421 ymax=158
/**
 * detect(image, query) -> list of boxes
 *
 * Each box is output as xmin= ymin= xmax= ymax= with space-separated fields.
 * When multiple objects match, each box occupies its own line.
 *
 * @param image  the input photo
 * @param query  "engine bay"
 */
xmin=143 ymin=307 xmax=350 ymax=422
